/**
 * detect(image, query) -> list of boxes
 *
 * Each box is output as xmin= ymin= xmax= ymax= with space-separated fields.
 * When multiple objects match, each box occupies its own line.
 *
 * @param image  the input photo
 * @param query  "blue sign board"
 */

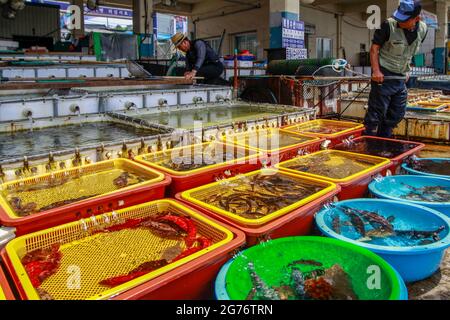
xmin=282 ymin=18 xmax=305 ymax=50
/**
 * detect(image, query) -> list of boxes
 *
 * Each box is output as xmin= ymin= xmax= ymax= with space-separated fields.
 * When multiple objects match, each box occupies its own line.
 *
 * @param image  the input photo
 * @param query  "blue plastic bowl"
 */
xmin=369 ymin=175 xmax=450 ymax=217
xmin=402 ymin=158 xmax=450 ymax=179
xmin=315 ymin=199 xmax=450 ymax=283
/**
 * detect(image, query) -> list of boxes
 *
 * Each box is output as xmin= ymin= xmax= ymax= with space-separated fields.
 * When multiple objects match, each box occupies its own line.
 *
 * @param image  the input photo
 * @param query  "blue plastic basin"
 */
xmin=369 ymin=175 xmax=450 ymax=217
xmin=315 ymin=199 xmax=450 ymax=283
xmin=402 ymin=158 xmax=450 ymax=179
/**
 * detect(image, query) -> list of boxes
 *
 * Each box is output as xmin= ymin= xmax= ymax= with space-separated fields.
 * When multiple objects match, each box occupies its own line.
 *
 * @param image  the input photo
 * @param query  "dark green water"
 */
xmin=0 ymin=122 xmax=162 ymax=160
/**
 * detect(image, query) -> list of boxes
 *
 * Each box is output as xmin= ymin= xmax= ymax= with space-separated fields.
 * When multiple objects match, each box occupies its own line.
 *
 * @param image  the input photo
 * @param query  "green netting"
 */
xmin=225 ymin=236 xmax=401 ymax=300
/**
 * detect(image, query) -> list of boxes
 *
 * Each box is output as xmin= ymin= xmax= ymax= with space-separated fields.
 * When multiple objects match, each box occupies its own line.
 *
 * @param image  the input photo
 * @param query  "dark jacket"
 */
xmin=185 ymin=40 xmax=220 ymax=71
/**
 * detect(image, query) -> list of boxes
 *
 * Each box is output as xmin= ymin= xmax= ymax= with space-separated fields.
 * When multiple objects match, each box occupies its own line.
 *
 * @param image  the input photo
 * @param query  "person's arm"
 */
xmin=193 ymin=41 xmax=207 ymax=72
xmin=371 ymin=20 xmax=390 ymax=83
xmin=370 ymin=44 xmax=384 ymax=83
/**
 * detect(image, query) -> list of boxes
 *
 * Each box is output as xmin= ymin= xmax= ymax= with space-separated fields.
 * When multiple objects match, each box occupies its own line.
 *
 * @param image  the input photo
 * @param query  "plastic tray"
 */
xmin=402 ymin=158 xmax=450 ymax=179
xmin=276 ymin=150 xmax=391 ymax=200
xmin=0 ymin=263 xmax=15 ymax=300
xmin=177 ymin=182 xmax=340 ymax=247
xmin=333 ymin=136 xmax=424 ymax=174
xmin=221 ymin=128 xmax=324 ymax=164
xmin=407 ymin=102 xmax=449 ymax=112
xmin=215 ymin=236 xmax=408 ymax=300
xmin=316 ymin=199 xmax=450 ymax=283
xmin=1 ymin=199 xmax=241 ymax=300
xmin=0 ymin=159 xmax=171 ymax=236
xmin=283 ymin=119 xmax=365 ymax=147
xmin=134 ymin=142 xmax=264 ymax=196
xmin=180 ymin=169 xmax=338 ymax=227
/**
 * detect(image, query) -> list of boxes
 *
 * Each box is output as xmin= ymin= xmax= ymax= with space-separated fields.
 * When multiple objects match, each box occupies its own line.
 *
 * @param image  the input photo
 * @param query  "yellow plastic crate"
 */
xmin=275 ymin=150 xmax=390 ymax=184
xmin=221 ymin=128 xmax=321 ymax=153
xmin=181 ymin=169 xmax=337 ymax=227
xmin=0 ymin=159 xmax=165 ymax=219
xmin=284 ymin=119 xmax=364 ymax=139
xmin=4 ymin=199 xmax=233 ymax=300
xmin=134 ymin=141 xmax=259 ymax=176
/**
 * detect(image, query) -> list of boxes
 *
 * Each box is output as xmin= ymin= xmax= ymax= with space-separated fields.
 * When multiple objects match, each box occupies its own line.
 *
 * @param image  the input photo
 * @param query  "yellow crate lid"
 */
xmin=0 ymin=159 xmax=165 ymax=219
xmin=221 ymin=128 xmax=321 ymax=153
xmin=5 ymin=199 xmax=233 ymax=300
xmin=284 ymin=119 xmax=364 ymax=139
xmin=275 ymin=149 xmax=390 ymax=184
xmin=181 ymin=169 xmax=337 ymax=227
xmin=135 ymin=141 xmax=261 ymax=176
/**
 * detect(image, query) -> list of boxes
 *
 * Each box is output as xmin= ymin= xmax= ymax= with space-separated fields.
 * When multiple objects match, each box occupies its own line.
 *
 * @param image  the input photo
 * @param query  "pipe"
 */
xmin=233 ymin=48 xmax=238 ymax=99
xmin=192 ymin=4 xmax=261 ymax=23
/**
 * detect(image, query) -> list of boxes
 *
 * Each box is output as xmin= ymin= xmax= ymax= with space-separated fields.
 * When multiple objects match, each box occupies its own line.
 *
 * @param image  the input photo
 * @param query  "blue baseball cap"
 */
xmin=393 ymin=0 xmax=422 ymax=22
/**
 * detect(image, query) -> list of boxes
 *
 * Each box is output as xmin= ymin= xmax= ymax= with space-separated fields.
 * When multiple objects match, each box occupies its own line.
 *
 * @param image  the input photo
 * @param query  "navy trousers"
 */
xmin=363 ymin=79 xmax=408 ymax=138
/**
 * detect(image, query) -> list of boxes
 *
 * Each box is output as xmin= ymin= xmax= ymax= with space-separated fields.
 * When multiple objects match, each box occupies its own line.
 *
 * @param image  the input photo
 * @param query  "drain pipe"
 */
xmin=233 ymin=48 xmax=238 ymax=100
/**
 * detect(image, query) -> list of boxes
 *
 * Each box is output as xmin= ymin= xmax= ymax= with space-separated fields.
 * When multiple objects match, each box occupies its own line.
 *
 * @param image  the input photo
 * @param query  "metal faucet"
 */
xmin=158 ymin=98 xmax=168 ymax=109
xmin=125 ymin=102 xmax=139 ymax=113
xmin=138 ymin=138 xmax=146 ymax=155
xmin=23 ymin=156 xmax=30 ymax=173
xmin=48 ymin=152 xmax=56 ymax=170
xmin=193 ymin=96 xmax=203 ymax=104
xmin=72 ymin=148 xmax=82 ymax=166
xmin=156 ymin=136 xmax=163 ymax=152
xmin=70 ymin=104 xmax=81 ymax=115
xmin=121 ymin=141 xmax=128 ymax=158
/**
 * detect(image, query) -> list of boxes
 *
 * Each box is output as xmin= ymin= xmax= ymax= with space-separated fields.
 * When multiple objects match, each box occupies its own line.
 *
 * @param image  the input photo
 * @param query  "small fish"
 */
xmin=395 ymin=226 xmax=445 ymax=240
xmin=363 ymin=227 xmax=395 ymax=241
xmin=332 ymin=215 xmax=341 ymax=234
xmin=340 ymin=206 xmax=394 ymax=233
xmin=288 ymin=259 xmax=323 ymax=267
xmin=338 ymin=206 xmax=366 ymax=238
xmin=247 ymin=262 xmax=281 ymax=300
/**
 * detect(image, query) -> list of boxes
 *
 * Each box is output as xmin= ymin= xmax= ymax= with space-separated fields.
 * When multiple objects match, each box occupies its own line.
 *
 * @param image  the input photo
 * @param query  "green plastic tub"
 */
xmin=215 ymin=236 xmax=407 ymax=300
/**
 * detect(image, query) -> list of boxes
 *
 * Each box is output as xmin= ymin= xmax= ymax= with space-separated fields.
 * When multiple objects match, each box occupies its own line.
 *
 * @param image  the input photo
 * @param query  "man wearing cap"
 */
xmin=364 ymin=0 xmax=427 ymax=138
xmin=171 ymin=33 xmax=224 ymax=84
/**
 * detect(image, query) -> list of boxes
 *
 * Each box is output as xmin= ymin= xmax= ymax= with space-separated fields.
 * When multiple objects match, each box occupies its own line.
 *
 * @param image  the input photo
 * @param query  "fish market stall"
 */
xmin=0 ymin=199 xmax=245 ymax=300
xmin=276 ymin=150 xmax=391 ymax=200
xmin=177 ymin=169 xmax=339 ymax=246
xmin=0 ymin=100 xmax=315 ymax=182
xmin=221 ymin=128 xmax=324 ymax=163
xmin=333 ymin=136 xmax=425 ymax=174
xmin=0 ymin=159 xmax=171 ymax=236
xmin=283 ymin=119 xmax=365 ymax=147
xmin=135 ymin=141 xmax=263 ymax=196
xmin=215 ymin=236 xmax=407 ymax=300
xmin=316 ymin=200 xmax=450 ymax=282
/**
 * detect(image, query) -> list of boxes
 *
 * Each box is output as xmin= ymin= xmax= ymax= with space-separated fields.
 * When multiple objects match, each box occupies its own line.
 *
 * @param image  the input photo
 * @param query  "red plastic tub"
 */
xmin=135 ymin=142 xmax=266 ymax=196
xmin=276 ymin=150 xmax=392 ymax=201
xmin=283 ymin=119 xmax=365 ymax=147
xmin=0 ymin=160 xmax=171 ymax=236
xmin=332 ymin=136 xmax=425 ymax=175
xmin=0 ymin=262 xmax=15 ymax=300
xmin=0 ymin=199 xmax=246 ymax=300
xmin=176 ymin=171 xmax=340 ymax=247
xmin=220 ymin=129 xmax=325 ymax=165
